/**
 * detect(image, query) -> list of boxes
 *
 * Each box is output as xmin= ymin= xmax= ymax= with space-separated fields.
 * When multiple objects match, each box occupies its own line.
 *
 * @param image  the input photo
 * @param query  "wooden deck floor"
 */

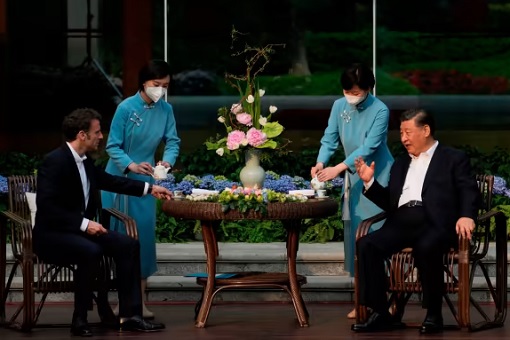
xmin=1 ymin=302 xmax=508 ymax=339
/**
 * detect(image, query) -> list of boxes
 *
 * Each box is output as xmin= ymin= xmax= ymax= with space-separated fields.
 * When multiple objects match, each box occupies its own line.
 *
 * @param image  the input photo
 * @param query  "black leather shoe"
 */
xmin=71 ymin=317 xmax=93 ymax=337
xmin=419 ymin=314 xmax=443 ymax=334
xmin=351 ymin=312 xmax=406 ymax=333
xmin=119 ymin=316 xmax=165 ymax=332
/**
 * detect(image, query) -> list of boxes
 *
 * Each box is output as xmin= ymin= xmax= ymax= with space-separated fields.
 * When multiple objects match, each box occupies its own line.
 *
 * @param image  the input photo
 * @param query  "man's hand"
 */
xmin=86 ymin=221 xmax=108 ymax=236
xmin=310 ymin=163 xmax=324 ymax=178
xmin=128 ymin=162 xmax=154 ymax=176
xmin=151 ymin=185 xmax=172 ymax=200
xmin=456 ymin=217 xmax=475 ymax=240
xmin=354 ymin=157 xmax=375 ymax=183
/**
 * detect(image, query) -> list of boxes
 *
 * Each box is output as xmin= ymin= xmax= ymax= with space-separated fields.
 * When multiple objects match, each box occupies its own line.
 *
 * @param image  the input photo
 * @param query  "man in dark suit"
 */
xmin=351 ymin=108 xmax=480 ymax=334
xmin=33 ymin=108 xmax=172 ymax=336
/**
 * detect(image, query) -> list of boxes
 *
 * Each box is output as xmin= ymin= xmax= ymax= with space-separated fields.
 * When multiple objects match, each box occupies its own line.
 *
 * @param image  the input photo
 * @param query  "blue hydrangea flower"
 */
xmin=0 ymin=175 xmax=7 ymax=195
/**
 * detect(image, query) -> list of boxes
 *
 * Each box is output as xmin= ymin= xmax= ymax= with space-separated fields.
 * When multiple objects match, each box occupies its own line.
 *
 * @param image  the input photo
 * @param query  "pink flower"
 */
xmin=236 ymin=113 xmax=252 ymax=126
xmin=226 ymin=130 xmax=247 ymax=150
xmin=246 ymin=128 xmax=267 ymax=147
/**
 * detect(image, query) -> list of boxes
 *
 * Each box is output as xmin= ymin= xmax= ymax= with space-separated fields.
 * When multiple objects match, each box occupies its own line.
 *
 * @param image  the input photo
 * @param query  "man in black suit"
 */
xmin=351 ymin=108 xmax=480 ymax=334
xmin=33 ymin=108 xmax=172 ymax=336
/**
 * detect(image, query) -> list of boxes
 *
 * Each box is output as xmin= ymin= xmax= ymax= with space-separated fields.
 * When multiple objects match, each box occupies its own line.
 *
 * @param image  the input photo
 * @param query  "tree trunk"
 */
xmin=288 ymin=6 xmax=311 ymax=76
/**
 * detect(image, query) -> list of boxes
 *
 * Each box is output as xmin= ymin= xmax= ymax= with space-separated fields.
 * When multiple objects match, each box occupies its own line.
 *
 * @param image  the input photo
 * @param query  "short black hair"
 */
xmin=138 ymin=59 xmax=171 ymax=91
xmin=62 ymin=108 xmax=102 ymax=142
xmin=400 ymin=108 xmax=436 ymax=136
xmin=340 ymin=63 xmax=375 ymax=91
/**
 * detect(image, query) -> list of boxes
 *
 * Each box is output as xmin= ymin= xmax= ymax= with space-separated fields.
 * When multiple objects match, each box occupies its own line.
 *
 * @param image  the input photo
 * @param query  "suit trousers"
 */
xmin=33 ymin=229 xmax=143 ymax=319
xmin=356 ymin=206 xmax=453 ymax=314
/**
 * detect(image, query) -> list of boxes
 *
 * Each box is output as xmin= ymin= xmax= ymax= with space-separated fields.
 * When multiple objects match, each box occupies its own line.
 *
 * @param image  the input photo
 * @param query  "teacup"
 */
xmin=173 ymin=190 xmax=184 ymax=200
xmin=316 ymin=189 xmax=327 ymax=198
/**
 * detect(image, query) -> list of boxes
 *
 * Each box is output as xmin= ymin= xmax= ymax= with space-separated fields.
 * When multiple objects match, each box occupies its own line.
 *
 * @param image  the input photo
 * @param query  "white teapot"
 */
xmin=153 ymin=164 xmax=171 ymax=179
xmin=311 ymin=176 xmax=325 ymax=190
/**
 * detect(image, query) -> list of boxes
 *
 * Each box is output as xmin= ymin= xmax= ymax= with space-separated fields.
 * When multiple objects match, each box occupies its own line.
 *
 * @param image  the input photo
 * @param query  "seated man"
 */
xmin=351 ymin=108 xmax=480 ymax=334
xmin=32 ymin=108 xmax=172 ymax=337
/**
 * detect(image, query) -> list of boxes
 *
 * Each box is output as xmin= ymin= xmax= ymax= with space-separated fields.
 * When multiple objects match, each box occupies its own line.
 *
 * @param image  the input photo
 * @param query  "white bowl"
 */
xmin=289 ymin=189 xmax=315 ymax=197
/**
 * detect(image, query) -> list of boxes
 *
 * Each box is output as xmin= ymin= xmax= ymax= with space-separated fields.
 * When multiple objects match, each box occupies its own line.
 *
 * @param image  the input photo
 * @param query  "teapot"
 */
xmin=311 ymin=176 xmax=325 ymax=190
xmin=153 ymin=164 xmax=171 ymax=179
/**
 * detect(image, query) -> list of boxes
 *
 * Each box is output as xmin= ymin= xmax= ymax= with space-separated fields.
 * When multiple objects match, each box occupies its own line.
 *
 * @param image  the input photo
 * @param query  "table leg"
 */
xmin=195 ymin=221 xmax=217 ymax=328
xmin=285 ymin=220 xmax=309 ymax=327
xmin=0 ymin=214 xmax=6 ymax=324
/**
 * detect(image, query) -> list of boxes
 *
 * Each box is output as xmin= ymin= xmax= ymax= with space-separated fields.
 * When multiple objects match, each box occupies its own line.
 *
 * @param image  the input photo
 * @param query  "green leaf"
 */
xmin=261 ymin=122 xmax=283 ymax=138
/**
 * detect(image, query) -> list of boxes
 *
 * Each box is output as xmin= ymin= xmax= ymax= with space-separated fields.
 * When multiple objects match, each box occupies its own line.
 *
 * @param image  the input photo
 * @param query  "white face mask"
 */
xmin=344 ymin=93 xmax=367 ymax=106
xmin=145 ymin=86 xmax=166 ymax=103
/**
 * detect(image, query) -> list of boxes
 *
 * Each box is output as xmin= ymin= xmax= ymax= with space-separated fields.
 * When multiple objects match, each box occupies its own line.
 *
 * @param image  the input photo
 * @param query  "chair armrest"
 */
xmin=1 ymin=210 xmax=35 ymax=259
xmin=356 ymin=211 xmax=387 ymax=240
xmin=101 ymin=208 xmax=138 ymax=240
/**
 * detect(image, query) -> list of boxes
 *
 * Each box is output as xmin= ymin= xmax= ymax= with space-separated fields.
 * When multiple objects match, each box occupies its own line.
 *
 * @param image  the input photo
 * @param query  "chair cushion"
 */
xmin=25 ymin=192 xmax=37 ymax=228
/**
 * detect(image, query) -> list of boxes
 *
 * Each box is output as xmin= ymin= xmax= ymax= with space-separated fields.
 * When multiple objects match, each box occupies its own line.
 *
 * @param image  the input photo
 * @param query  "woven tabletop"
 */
xmin=161 ymin=198 xmax=339 ymax=221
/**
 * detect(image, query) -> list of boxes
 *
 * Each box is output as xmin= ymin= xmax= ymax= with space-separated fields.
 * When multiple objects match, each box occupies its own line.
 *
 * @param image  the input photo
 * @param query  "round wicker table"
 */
xmin=162 ymin=198 xmax=339 ymax=328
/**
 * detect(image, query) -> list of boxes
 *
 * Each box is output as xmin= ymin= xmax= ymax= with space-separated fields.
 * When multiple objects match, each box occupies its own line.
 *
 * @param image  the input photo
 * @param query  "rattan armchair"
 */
xmin=1 ymin=175 xmax=138 ymax=331
xmin=354 ymin=174 xmax=508 ymax=331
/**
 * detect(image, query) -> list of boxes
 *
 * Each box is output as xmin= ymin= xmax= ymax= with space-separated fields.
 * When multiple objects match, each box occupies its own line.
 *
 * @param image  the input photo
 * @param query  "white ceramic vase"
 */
xmin=239 ymin=149 xmax=265 ymax=189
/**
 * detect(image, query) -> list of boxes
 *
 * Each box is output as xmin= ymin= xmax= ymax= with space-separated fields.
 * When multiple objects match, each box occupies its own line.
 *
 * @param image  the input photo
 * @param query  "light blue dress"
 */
xmin=102 ymin=92 xmax=180 ymax=278
xmin=317 ymin=93 xmax=393 ymax=276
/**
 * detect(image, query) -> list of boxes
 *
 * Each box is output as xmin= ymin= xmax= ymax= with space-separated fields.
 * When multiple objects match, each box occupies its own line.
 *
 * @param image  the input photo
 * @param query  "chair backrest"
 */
xmin=476 ymin=174 xmax=494 ymax=214
xmin=7 ymin=175 xmax=36 ymax=220
xmin=470 ymin=174 xmax=494 ymax=260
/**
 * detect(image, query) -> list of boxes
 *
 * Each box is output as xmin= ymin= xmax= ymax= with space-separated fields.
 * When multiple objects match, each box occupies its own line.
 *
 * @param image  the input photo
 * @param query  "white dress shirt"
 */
xmin=66 ymin=143 xmax=91 ymax=232
xmin=363 ymin=141 xmax=439 ymax=207
xmin=397 ymin=141 xmax=438 ymax=207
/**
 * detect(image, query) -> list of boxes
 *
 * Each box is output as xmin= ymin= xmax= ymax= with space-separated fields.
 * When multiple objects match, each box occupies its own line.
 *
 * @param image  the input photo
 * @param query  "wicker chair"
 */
xmin=0 ymin=175 xmax=138 ymax=331
xmin=354 ymin=174 xmax=508 ymax=331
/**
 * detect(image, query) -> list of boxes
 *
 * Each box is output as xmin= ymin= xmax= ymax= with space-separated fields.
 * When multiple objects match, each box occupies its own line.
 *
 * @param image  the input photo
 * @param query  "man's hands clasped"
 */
xmin=86 ymin=220 xmax=108 ymax=236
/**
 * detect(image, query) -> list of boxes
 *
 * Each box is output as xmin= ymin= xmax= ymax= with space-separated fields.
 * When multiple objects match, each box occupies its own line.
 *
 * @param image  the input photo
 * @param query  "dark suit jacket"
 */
xmin=364 ymin=143 xmax=480 ymax=244
xmin=33 ymin=144 xmax=146 ymax=235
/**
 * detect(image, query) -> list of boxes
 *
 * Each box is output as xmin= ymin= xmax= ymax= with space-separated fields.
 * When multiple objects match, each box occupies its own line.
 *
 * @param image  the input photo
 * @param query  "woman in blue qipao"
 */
xmin=311 ymin=63 xmax=394 ymax=319
xmin=102 ymin=60 xmax=180 ymax=318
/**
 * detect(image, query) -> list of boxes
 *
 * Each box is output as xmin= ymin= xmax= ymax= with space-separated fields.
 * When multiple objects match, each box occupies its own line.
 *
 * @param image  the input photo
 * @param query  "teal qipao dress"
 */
xmin=102 ymin=92 xmax=180 ymax=278
xmin=317 ymin=94 xmax=393 ymax=276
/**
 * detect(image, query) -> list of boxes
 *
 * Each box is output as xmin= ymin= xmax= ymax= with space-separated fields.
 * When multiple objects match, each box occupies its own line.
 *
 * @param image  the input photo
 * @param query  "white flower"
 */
xmin=218 ymin=116 xmax=225 ymax=123
xmin=258 ymin=89 xmax=265 ymax=97
xmin=216 ymin=148 xmax=224 ymax=156
xmin=246 ymin=95 xmax=255 ymax=103
xmin=241 ymin=138 xmax=249 ymax=146
xmin=231 ymin=103 xmax=243 ymax=114
xmin=269 ymin=105 xmax=278 ymax=114
xmin=259 ymin=117 xmax=267 ymax=126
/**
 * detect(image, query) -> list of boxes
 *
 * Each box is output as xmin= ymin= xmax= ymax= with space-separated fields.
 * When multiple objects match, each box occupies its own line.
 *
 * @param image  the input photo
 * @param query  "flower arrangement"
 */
xmin=155 ymin=172 xmax=341 ymax=214
xmin=205 ymin=28 xmax=288 ymax=161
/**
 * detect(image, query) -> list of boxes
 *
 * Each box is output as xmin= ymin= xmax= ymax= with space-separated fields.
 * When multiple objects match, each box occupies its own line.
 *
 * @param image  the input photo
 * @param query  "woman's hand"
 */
xmin=310 ymin=163 xmax=324 ymax=178
xmin=317 ymin=163 xmax=347 ymax=182
xmin=157 ymin=160 xmax=172 ymax=169
xmin=128 ymin=162 xmax=154 ymax=176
